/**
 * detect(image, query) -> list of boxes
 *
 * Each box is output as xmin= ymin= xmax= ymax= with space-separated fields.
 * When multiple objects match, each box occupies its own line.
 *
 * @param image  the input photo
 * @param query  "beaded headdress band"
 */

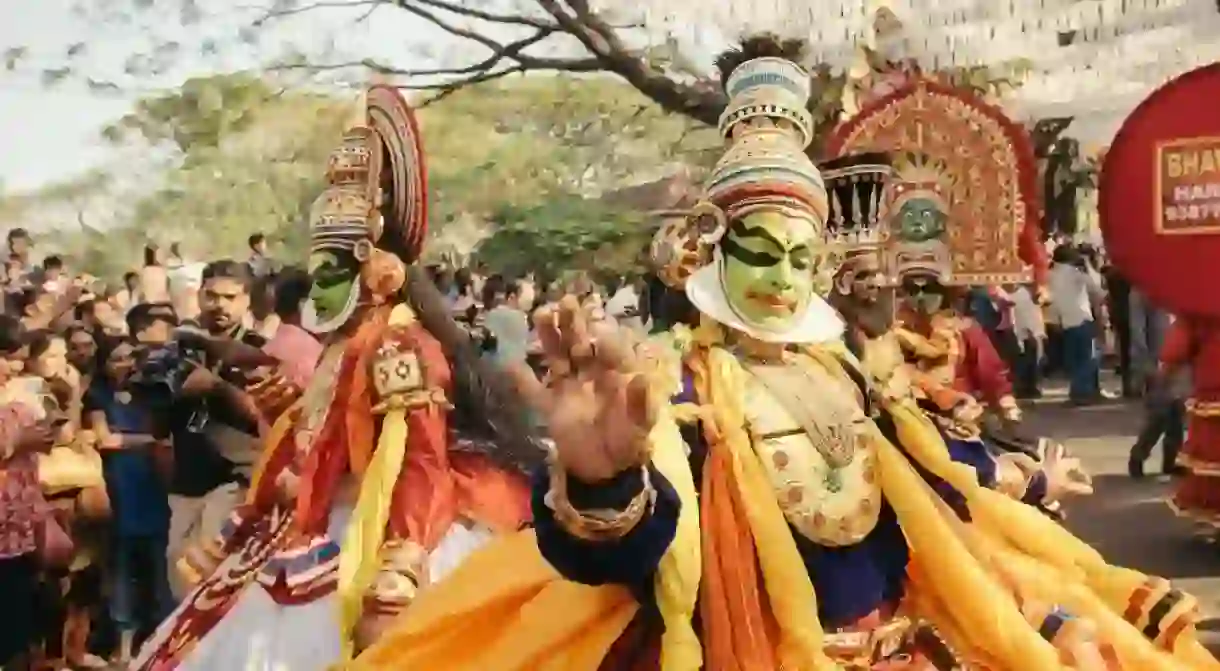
xmin=310 ymin=126 xmax=383 ymax=256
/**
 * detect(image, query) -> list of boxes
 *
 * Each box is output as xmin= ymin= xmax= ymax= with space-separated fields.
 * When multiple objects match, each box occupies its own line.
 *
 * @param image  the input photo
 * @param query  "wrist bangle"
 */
xmin=544 ymin=448 xmax=655 ymax=542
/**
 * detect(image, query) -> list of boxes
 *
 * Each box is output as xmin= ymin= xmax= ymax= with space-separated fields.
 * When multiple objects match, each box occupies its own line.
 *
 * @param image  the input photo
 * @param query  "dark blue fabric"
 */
xmin=1024 ymin=471 xmax=1049 ymax=505
xmin=109 ymin=532 xmax=174 ymax=632
xmin=967 ymin=288 xmax=1001 ymax=331
xmin=793 ymin=505 xmax=909 ymax=626
xmin=533 ymin=465 xmax=676 ymax=602
xmin=87 ymin=381 xmax=170 ymax=539
xmin=1063 ymin=321 xmax=1101 ymax=400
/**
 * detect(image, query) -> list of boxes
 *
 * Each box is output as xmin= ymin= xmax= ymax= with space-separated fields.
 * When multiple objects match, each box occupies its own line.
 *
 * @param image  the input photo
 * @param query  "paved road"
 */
xmin=1025 ymin=383 xmax=1220 ymax=652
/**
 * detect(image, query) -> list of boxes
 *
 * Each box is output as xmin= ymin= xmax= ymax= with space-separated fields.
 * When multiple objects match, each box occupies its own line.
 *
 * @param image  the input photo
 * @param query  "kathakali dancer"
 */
xmin=1100 ymin=62 xmax=1220 ymax=537
xmin=351 ymin=40 xmax=1220 ymax=671
xmin=132 ymin=86 xmax=540 ymax=670
xmin=821 ymin=88 xmax=1086 ymax=518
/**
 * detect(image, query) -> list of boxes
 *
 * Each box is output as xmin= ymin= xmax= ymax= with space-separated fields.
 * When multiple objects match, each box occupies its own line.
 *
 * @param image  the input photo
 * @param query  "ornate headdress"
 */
xmin=825 ymin=79 xmax=1044 ymax=287
xmin=881 ymin=151 xmax=955 ymax=283
xmin=650 ymin=38 xmax=843 ymax=343
xmin=650 ymin=40 xmax=829 ymax=290
xmin=888 ymin=152 xmax=950 ymax=218
xmin=309 ymin=85 xmax=428 ymax=263
xmin=305 ymin=86 xmax=428 ymax=332
xmin=819 ymin=152 xmax=893 ymax=293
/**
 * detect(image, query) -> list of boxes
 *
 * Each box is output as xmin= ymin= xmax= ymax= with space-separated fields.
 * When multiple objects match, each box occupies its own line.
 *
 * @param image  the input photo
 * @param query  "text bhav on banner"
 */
xmin=1157 ymin=136 xmax=1220 ymax=234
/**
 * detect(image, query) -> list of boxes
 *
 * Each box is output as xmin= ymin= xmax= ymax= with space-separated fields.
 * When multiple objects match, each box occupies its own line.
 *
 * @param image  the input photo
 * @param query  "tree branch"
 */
xmin=533 ymin=0 xmax=724 ymax=126
xmin=405 ymin=65 xmax=530 ymax=107
xmin=259 ymin=0 xmax=725 ymax=128
xmin=276 ymin=2 xmax=600 ymax=82
xmin=404 ymin=0 xmax=558 ymax=29
xmin=251 ymin=0 xmax=382 ymax=26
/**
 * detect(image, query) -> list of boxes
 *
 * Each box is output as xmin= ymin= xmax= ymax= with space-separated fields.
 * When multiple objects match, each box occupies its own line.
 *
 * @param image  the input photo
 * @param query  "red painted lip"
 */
xmin=746 ymin=290 xmax=795 ymax=310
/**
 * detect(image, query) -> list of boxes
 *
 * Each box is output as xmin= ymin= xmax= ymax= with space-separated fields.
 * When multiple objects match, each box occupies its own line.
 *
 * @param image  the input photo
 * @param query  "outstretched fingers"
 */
xmin=619 ymin=373 xmax=656 ymax=465
xmin=587 ymin=321 xmax=636 ymax=393
xmin=557 ymin=296 xmax=595 ymax=368
xmin=532 ymin=306 xmax=569 ymax=377
xmin=506 ymin=362 xmax=553 ymax=415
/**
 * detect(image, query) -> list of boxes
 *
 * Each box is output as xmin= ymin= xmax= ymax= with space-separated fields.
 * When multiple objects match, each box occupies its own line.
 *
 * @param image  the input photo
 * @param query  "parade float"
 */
xmin=819 ymin=75 xmax=1079 ymax=490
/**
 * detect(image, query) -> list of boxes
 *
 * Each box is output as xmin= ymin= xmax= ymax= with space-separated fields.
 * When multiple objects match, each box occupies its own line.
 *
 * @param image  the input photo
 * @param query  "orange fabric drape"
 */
xmin=251 ymin=303 xmax=528 ymax=549
xmin=343 ymin=307 xmax=390 ymax=476
xmin=691 ymin=351 xmax=779 ymax=671
xmin=699 ymin=442 xmax=777 ymax=671
xmin=383 ymin=321 xmax=529 ymax=551
xmin=293 ymin=307 xmax=387 ymax=534
xmin=349 ymin=531 xmax=638 ymax=671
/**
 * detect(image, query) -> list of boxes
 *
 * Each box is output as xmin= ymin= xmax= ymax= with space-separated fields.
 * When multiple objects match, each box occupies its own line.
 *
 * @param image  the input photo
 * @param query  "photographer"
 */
xmin=189 ymin=261 xmax=269 ymax=469
xmin=128 ymin=264 xmax=266 ymax=600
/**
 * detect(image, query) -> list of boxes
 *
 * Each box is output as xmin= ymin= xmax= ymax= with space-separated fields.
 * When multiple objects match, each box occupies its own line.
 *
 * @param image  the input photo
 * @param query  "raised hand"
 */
xmin=509 ymin=296 xmax=656 ymax=484
xmin=1039 ymin=440 xmax=1093 ymax=500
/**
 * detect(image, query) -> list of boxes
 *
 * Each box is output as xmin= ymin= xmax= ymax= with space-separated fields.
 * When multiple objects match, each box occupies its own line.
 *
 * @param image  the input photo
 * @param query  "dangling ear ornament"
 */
xmin=360 ymin=247 xmax=407 ymax=304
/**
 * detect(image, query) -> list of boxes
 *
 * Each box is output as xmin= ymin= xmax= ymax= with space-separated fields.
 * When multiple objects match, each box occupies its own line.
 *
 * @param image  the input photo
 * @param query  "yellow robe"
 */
xmin=351 ymin=333 xmax=1220 ymax=671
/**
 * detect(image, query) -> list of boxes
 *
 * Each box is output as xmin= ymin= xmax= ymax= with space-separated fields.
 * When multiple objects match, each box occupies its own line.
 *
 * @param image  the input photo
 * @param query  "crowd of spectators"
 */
xmin=0 ymin=229 xmax=319 ymax=670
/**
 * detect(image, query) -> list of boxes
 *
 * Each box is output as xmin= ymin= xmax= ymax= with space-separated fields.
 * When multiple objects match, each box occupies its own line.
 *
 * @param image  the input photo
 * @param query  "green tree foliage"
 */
xmin=422 ymin=75 xmax=716 ymax=218
xmin=419 ymin=77 xmax=714 ymax=276
xmin=473 ymin=196 xmax=650 ymax=279
xmin=101 ymin=73 xmax=288 ymax=152
xmin=108 ymin=74 xmax=351 ymax=263
xmin=24 ymin=73 xmax=713 ymax=278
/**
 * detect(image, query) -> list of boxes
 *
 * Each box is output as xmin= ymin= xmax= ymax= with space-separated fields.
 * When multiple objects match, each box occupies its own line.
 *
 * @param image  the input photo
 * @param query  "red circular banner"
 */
xmin=1101 ymin=63 xmax=1220 ymax=318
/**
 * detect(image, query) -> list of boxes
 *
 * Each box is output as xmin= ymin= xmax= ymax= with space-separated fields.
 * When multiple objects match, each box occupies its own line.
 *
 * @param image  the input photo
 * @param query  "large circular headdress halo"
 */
xmin=366 ymin=85 xmax=428 ymax=264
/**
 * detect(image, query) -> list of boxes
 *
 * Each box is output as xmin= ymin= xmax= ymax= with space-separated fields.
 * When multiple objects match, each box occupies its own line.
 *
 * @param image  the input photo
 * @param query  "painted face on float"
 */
xmin=899 ymin=273 xmax=947 ymax=315
xmin=720 ymin=209 xmax=819 ymax=331
xmin=895 ymin=197 xmax=947 ymax=243
xmin=307 ymin=246 xmax=361 ymax=327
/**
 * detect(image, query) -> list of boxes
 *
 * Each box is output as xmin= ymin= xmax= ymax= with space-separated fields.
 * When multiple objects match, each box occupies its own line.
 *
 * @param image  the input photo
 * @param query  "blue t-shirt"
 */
xmin=967 ymin=288 xmax=1002 ymax=331
xmin=87 ymin=381 xmax=170 ymax=539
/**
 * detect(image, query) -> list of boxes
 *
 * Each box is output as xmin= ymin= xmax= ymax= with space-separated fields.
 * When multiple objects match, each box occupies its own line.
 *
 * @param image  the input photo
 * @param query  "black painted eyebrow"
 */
xmin=728 ymin=220 xmax=786 ymax=249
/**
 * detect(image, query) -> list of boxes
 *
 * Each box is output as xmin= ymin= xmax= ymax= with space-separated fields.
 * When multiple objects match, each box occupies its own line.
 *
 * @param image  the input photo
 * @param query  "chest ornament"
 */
xmin=739 ymin=353 xmax=882 ymax=547
xmin=370 ymin=333 xmax=450 ymax=415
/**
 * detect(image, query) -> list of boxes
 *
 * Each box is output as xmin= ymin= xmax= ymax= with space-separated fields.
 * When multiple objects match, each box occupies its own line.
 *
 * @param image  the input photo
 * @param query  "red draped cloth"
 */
xmin=1162 ymin=317 xmax=1220 ymax=526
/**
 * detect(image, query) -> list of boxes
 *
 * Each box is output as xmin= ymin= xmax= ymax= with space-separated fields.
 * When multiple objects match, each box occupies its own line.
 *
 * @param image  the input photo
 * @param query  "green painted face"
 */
xmin=720 ymin=210 xmax=819 ymax=331
xmin=307 ymin=249 xmax=359 ymax=325
xmin=899 ymin=275 xmax=946 ymax=315
xmin=895 ymin=198 xmax=947 ymax=243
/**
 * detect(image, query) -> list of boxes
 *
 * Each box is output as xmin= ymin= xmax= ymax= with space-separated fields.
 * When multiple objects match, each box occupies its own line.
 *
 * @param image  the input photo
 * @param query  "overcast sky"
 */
xmin=4 ymin=0 xmax=1219 ymax=193
xmin=0 ymin=0 xmax=128 ymax=191
xmin=0 ymin=0 xmax=455 ymax=192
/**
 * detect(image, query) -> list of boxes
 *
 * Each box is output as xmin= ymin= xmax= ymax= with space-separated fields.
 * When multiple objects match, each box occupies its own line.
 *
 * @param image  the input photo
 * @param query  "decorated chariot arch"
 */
xmin=824 ymin=78 xmax=1045 ymax=287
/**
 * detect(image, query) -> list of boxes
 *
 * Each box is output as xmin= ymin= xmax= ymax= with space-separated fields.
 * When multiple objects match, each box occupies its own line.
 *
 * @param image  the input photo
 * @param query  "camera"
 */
xmin=130 ymin=335 xmax=213 ymax=432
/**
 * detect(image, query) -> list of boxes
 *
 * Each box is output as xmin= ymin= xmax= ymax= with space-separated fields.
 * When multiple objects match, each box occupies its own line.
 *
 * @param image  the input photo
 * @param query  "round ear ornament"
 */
xmin=649 ymin=201 xmax=728 ymax=290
